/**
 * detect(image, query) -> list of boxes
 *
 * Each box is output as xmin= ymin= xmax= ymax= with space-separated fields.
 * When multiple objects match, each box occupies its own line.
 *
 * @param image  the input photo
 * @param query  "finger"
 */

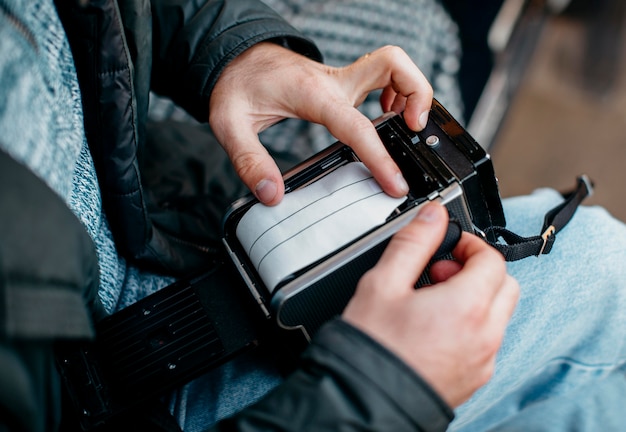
xmin=390 ymin=93 xmax=409 ymax=116
xmin=347 ymin=46 xmax=433 ymax=130
xmin=379 ymin=86 xmax=398 ymax=113
xmin=213 ymin=116 xmax=285 ymax=205
xmin=319 ymin=103 xmax=409 ymax=197
xmin=429 ymin=259 xmax=463 ymax=283
xmin=446 ymin=233 xmax=509 ymax=301
xmin=370 ymin=202 xmax=449 ymax=291
xmin=379 ymin=87 xmax=409 ymax=119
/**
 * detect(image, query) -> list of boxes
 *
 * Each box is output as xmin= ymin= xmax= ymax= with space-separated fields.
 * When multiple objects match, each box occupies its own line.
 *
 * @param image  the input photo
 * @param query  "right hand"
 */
xmin=342 ymin=202 xmax=519 ymax=408
xmin=209 ymin=43 xmax=433 ymax=206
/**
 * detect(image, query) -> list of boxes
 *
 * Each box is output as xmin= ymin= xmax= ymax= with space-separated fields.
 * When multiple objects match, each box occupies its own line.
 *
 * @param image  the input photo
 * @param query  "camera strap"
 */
xmin=55 ymin=174 xmax=593 ymax=429
xmin=483 ymin=175 xmax=593 ymax=261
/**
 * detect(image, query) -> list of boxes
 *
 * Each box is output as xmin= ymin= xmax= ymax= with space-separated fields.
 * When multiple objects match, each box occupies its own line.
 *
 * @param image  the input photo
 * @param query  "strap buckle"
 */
xmin=538 ymin=225 xmax=556 ymax=256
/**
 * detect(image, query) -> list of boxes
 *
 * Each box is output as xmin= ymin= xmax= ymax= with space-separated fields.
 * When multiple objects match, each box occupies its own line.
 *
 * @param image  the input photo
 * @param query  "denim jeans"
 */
xmin=4 ymin=0 xmax=624 ymax=429
xmin=173 ymin=188 xmax=626 ymax=431
xmin=451 ymin=189 xmax=626 ymax=431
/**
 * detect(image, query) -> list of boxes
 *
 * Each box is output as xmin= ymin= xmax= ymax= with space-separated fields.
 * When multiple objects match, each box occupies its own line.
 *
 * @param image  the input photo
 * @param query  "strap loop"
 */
xmin=484 ymin=175 xmax=593 ymax=261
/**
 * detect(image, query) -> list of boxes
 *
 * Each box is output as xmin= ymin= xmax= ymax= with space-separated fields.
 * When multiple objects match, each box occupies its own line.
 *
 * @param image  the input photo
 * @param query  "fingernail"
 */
xmin=419 ymin=110 xmax=430 ymax=129
xmin=255 ymin=179 xmax=278 ymax=203
xmin=396 ymin=172 xmax=409 ymax=195
xmin=417 ymin=203 xmax=440 ymax=223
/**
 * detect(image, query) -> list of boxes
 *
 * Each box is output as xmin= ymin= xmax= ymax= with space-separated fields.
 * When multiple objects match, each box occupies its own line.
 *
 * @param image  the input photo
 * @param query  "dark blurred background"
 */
xmin=448 ymin=0 xmax=626 ymax=222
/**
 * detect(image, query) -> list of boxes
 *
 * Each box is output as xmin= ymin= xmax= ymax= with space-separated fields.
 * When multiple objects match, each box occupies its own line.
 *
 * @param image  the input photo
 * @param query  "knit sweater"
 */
xmin=1 ymin=0 xmax=464 ymax=313
xmin=0 ymin=0 xmax=173 ymax=314
xmin=149 ymin=0 xmax=464 ymax=163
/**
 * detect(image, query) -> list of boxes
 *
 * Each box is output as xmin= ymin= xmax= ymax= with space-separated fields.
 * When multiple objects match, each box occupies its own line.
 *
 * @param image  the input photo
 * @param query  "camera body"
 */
xmin=56 ymin=99 xmax=506 ymax=430
xmin=222 ymin=99 xmax=505 ymax=342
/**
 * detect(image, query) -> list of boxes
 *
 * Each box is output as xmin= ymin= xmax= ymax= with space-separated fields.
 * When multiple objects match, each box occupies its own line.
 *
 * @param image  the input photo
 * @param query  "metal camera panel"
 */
xmin=221 ymin=100 xmax=505 ymax=339
xmin=272 ymin=183 xmax=467 ymax=341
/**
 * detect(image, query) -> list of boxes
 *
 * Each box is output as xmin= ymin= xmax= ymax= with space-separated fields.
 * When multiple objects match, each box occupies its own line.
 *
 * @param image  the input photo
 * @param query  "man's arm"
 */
xmin=150 ymin=1 xmax=433 ymax=205
xmin=209 ymin=203 xmax=518 ymax=431
xmin=208 ymin=42 xmax=433 ymax=205
xmin=215 ymin=319 xmax=454 ymax=432
xmin=152 ymin=3 xmax=517 ymax=428
xmin=344 ymin=202 xmax=520 ymax=408
xmin=150 ymin=0 xmax=322 ymax=122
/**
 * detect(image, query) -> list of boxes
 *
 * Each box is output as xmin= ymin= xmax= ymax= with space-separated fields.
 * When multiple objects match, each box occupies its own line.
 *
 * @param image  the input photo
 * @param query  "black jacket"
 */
xmin=53 ymin=1 xmax=454 ymax=430
xmin=55 ymin=0 xmax=322 ymax=276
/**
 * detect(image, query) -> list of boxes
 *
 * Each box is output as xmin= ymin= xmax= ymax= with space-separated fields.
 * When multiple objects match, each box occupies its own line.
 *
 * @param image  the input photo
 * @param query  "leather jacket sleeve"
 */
xmin=150 ymin=0 xmax=323 ymax=122
xmin=213 ymin=319 xmax=454 ymax=432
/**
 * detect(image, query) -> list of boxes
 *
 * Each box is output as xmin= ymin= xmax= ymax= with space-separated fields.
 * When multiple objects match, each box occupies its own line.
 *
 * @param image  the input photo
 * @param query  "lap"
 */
xmin=171 ymin=188 xmax=626 ymax=431
xmin=452 ymin=189 xmax=626 ymax=431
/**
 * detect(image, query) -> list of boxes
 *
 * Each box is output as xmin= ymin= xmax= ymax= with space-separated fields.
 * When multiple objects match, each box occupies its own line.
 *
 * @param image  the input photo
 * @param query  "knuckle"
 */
xmin=358 ymin=269 xmax=385 ymax=292
xmin=377 ymin=45 xmax=407 ymax=62
xmin=482 ymin=331 xmax=503 ymax=359
xmin=231 ymin=150 xmax=262 ymax=180
xmin=357 ymin=269 xmax=396 ymax=300
xmin=208 ymin=108 xmax=238 ymax=143
xmin=337 ymin=112 xmax=378 ymax=148
xmin=476 ymin=361 xmax=496 ymax=388
xmin=462 ymin=297 xmax=490 ymax=327
xmin=509 ymin=276 xmax=521 ymax=299
xmin=421 ymin=84 xmax=434 ymax=99
xmin=481 ymin=247 xmax=509 ymax=285
xmin=392 ymin=228 xmax=430 ymax=254
xmin=488 ymin=244 xmax=507 ymax=266
xmin=351 ymin=114 xmax=375 ymax=135
xmin=300 ymin=70 xmax=325 ymax=94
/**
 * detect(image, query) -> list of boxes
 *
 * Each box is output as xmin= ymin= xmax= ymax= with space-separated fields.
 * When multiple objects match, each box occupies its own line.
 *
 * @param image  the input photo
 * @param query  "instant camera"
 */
xmin=56 ymin=99 xmax=508 ymax=429
xmin=222 ymin=99 xmax=505 ymax=342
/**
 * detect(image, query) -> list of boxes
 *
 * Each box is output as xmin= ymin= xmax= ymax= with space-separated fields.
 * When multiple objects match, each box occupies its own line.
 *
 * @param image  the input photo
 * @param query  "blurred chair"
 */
xmin=465 ymin=0 xmax=576 ymax=149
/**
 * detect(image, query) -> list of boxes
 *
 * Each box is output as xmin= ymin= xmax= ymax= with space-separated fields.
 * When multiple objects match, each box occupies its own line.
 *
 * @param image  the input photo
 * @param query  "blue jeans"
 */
xmin=172 ymin=188 xmax=626 ymax=431
xmin=451 ymin=189 xmax=626 ymax=431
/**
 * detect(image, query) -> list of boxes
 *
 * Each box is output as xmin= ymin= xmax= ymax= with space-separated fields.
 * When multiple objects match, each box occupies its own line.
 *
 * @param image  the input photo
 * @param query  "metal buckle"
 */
xmin=538 ymin=225 xmax=556 ymax=256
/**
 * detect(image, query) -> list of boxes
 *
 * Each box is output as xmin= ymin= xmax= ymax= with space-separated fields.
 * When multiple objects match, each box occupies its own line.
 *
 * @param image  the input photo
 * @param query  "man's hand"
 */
xmin=342 ymin=202 xmax=520 ymax=408
xmin=209 ymin=42 xmax=433 ymax=205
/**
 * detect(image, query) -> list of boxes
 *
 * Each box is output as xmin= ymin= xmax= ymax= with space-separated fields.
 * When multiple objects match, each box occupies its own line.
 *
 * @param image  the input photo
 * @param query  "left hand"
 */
xmin=209 ymin=42 xmax=433 ymax=205
xmin=343 ymin=202 xmax=519 ymax=408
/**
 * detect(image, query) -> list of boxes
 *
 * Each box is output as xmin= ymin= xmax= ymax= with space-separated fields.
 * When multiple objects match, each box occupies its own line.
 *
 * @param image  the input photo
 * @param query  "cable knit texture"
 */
xmin=149 ymin=0 xmax=463 ymax=161
xmin=0 ymin=0 xmax=173 ymax=314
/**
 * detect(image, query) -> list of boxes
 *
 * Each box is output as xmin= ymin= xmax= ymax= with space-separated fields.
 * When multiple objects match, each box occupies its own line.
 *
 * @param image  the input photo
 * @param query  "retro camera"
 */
xmin=56 ymin=99 xmax=507 ymax=430
xmin=221 ymin=98 xmax=505 ymax=342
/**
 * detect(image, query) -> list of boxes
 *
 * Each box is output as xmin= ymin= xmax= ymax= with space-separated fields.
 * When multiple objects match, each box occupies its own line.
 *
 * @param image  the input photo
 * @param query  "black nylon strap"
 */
xmin=484 ymin=175 xmax=593 ymax=261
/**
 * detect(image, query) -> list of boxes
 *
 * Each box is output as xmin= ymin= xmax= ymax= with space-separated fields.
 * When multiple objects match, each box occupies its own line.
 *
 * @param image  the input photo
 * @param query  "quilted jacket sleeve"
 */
xmin=213 ymin=319 xmax=454 ymax=432
xmin=149 ymin=3 xmax=453 ymax=429
xmin=150 ymin=0 xmax=322 ymax=122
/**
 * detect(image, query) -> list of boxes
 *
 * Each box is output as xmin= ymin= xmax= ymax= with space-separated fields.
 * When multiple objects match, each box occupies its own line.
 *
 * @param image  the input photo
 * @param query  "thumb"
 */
xmin=371 ymin=202 xmax=449 ymax=290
